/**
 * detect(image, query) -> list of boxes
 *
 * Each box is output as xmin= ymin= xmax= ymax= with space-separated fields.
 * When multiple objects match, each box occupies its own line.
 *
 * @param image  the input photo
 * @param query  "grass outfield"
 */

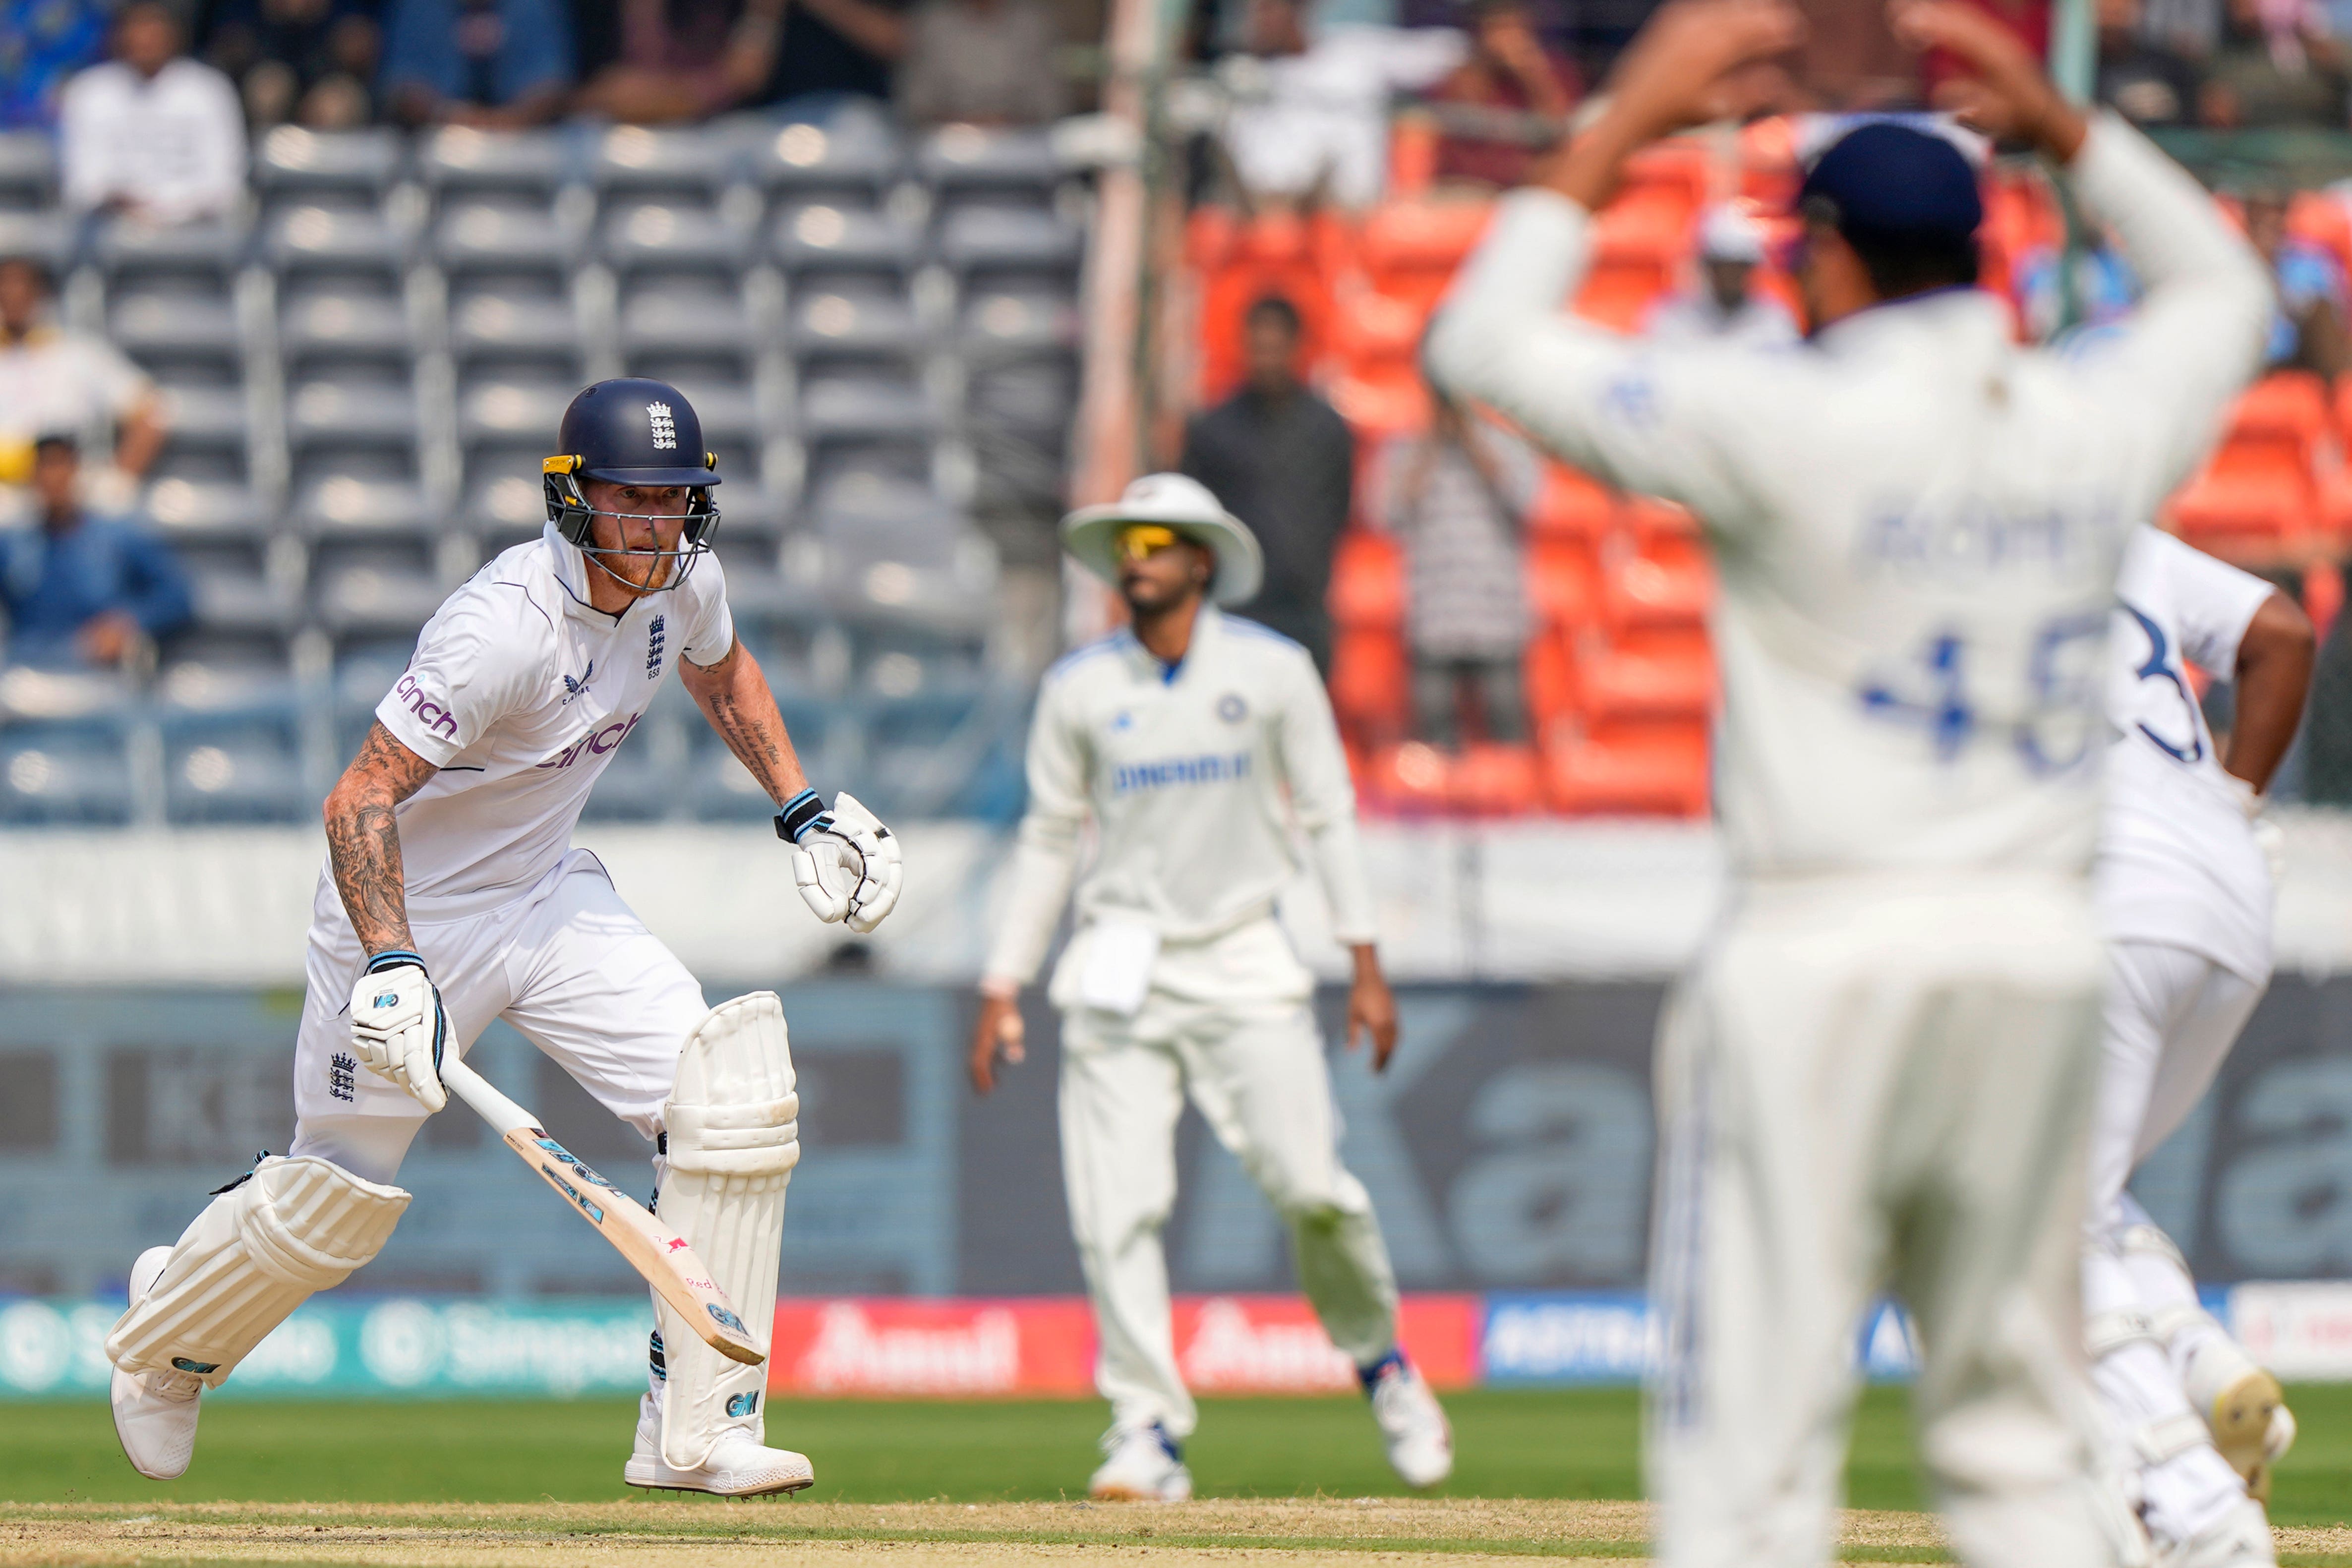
xmin=8 ymin=1388 xmax=2352 ymax=1563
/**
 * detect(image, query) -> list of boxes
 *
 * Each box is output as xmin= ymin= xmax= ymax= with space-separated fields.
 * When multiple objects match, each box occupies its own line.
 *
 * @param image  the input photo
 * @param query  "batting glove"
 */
xmin=778 ymin=788 xmax=904 ymax=933
xmin=349 ymin=951 xmax=450 ymax=1112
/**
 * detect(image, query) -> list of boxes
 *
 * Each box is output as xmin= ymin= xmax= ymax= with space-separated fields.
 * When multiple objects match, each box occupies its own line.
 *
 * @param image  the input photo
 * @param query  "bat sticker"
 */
xmin=707 ymin=1303 xmax=750 ymax=1336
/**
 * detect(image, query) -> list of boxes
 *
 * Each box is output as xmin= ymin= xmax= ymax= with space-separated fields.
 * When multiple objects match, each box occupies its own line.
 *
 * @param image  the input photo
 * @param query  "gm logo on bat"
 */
xmin=708 ymin=1304 xmax=749 ymax=1336
xmin=541 ymin=1163 xmax=607 ymax=1225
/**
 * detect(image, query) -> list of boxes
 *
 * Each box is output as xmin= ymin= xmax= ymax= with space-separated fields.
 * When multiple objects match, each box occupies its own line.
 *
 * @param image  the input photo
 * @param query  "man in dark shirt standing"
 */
xmin=1180 ymin=296 xmax=1354 ymax=674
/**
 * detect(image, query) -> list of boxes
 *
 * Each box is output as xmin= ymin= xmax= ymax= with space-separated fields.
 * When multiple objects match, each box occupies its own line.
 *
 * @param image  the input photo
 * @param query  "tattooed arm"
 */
xmin=324 ymin=721 xmax=439 ymax=956
xmin=680 ymin=638 xmax=813 ymax=805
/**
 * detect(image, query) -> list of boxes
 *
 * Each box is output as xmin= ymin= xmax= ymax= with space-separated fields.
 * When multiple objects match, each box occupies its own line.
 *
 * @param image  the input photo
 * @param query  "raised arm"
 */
xmin=324 ymin=721 xmax=439 ymax=957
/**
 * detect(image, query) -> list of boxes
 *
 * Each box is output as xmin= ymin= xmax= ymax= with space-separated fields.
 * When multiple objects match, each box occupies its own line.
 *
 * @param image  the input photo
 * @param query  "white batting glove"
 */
xmin=831 ymin=791 xmax=903 ymax=933
xmin=349 ymin=952 xmax=450 ymax=1112
xmin=777 ymin=788 xmax=903 ymax=933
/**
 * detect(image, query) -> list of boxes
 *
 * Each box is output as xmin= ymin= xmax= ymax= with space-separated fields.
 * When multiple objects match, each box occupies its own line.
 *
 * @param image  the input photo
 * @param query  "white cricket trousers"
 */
xmin=1648 ymin=871 xmax=2113 ymax=1568
xmin=1059 ymin=990 xmax=1401 ymax=1440
xmin=288 ymin=848 xmax=710 ymax=1186
xmin=2078 ymin=939 xmax=2267 ymax=1546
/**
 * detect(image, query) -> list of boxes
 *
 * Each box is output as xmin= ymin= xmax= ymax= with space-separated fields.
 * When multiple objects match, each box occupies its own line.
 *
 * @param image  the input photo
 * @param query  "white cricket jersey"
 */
xmin=1427 ymin=115 xmax=2269 ymax=878
xmin=363 ymin=525 xmax=735 ymax=919
xmin=2098 ymin=526 xmax=2277 ymax=983
xmin=983 ymin=607 xmax=1378 ymax=997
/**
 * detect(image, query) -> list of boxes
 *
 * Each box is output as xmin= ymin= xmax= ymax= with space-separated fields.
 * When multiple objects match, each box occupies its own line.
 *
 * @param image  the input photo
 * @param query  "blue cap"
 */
xmin=1797 ymin=121 xmax=1982 ymax=244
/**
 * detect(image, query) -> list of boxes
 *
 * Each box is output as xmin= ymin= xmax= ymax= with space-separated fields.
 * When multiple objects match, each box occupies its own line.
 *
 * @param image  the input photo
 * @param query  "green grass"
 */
xmin=4 ymin=1384 xmax=2350 ymax=1527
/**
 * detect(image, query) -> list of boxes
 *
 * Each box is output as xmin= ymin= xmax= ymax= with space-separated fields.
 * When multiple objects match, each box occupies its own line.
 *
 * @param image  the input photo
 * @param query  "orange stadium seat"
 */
xmin=1328 ymin=529 xmax=1408 ymax=629
xmin=1603 ymin=537 xmax=1712 ymax=631
xmin=1524 ymin=628 xmax=1580 ymax=727
xmin=1626 ymin=496 xmax=1701 ymax=540
xmin=1528 ymin=536 xmax=1599 ymax=629
xmin=1359 ymin=200 xmax=1493 ymax=293
xmin=2170 ymin=372 xmax=2326 ymax=557
xmin=1582 ymin=627 xmax=1716 ymax=722
xmin=1327 ymin=367 xmax=1432 ymax=442
xmin=1530 ymin=465 xmax=1617 ymax=538
xmin=1543 ymin=718 xmax=1711 ymax=816
xmin=1329 ymin=629 xmax=1410 ymax=744
xmin=2290 ymin=191 xmax=2352 ymax=284
xmin=1451 ymin=743 xmax=1544 ymax=815
xmin=1361 ymin=740 xmax=1455 ymax=813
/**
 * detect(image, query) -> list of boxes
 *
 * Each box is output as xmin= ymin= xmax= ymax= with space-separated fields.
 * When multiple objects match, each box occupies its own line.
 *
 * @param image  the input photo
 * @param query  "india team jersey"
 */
xmin=1425 ymin=116 xmax=2270 ymax=876
xmin=982 ymin=607 xmax=1378 ymax=989
xmin=2098 ymin=526 xmax=2277 ymax=982
xmin=365 ymin=524 xmax=734 ymax=918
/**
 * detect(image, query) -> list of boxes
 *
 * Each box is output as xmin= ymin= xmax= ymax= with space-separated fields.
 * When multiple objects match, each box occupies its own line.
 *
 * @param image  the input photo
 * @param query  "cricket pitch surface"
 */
xmin=4 ymin=1502 xmax=2349 ymax=1567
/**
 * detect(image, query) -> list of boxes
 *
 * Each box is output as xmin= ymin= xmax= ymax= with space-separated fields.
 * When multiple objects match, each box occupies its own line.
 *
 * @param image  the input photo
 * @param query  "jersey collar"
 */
xmin=542 ymin=522 xmax=635 ymax=628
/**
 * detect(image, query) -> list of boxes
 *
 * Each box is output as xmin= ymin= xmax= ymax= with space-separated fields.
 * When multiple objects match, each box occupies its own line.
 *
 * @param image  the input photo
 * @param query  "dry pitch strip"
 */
xmin=9 ymin=1503 xmax=2352 ymax=1567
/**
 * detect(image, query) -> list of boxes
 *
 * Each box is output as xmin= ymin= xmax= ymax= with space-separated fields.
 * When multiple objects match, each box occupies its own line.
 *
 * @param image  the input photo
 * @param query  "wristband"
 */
xmin=775 ymin=788 xmax=831 ymax=844
xmin=365 ymin=949 xmax=426 ymax=975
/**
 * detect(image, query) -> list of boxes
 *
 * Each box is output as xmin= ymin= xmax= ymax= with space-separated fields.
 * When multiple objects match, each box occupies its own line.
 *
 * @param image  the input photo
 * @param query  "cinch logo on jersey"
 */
xmin=536 ymin=710 xmax=644 ymax=770
xmin=391 ymin=673 xmax=459 ymax=742
xmin=1111 ymin=751 xmax=1252 ymax=796
xmin=647 ymin=401 xmax=677 ymax=450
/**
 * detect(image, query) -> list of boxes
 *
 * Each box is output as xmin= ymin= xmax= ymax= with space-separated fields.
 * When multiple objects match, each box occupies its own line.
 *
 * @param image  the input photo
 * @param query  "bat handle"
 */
xmin=438 ymin=1054 xmax=535 ymax=1137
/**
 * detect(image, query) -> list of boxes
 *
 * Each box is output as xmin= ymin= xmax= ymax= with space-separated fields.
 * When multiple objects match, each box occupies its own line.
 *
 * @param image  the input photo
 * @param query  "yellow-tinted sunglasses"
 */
xmin=1115 ymin=524 xmax=1183 ymax=563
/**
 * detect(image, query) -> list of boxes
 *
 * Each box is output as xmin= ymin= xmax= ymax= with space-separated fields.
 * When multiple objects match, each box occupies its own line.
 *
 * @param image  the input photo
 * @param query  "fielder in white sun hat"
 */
xmin=1060 ymin=473 xmax=1265 ymax=607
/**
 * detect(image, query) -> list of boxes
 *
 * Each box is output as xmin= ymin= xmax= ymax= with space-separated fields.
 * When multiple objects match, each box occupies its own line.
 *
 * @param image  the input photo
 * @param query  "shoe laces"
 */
xmin=152 ymin=1368 xmax=204 ymax=1400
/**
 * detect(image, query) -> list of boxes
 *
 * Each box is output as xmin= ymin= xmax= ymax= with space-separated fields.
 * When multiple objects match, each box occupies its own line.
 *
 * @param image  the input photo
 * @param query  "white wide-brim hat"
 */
xmin=1060 ymin=472 xmax=1264 ymax=607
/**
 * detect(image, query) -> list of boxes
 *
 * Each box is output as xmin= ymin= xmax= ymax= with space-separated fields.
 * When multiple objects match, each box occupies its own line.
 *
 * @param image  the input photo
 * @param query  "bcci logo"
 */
xmin=647 ymin=401 xmax=678 ymax=450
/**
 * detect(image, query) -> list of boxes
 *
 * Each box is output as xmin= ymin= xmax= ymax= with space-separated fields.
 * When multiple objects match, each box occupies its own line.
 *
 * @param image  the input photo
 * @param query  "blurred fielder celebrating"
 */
xmin=2078 ymin=524 xmax=2313 ymax=1557
xmin=104 ymin=380 xmax=901 ymax=1496
xmin=1428 ymin=3 xmax=2269 ymax=1566
xmin=968 ymin=473 xmax=1452 ymax=1502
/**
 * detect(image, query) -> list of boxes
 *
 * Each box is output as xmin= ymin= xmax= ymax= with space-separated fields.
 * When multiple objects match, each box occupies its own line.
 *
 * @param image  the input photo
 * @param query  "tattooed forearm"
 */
xmin=682 ymin=640 xmax=810 ymax=805
xmin=324 ymin=722 xmax=436 ymax=957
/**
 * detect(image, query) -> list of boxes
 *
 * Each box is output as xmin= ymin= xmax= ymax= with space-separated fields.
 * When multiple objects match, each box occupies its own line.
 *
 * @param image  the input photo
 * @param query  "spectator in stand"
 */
xmin=1645 ymin=205 xmax=1801 ymax=347
xmin=1373 ymin=388 xmax=1534 ymax=751
xmin=1180 ymin=295 xmax=1352 ymax=673
xmin=2244 ymin=187 xmax=2349 ymax=374
xmin=2201 ymin=0 xmax=2348 ymax=125
xmin=2096 ymin=0 xmax=2201 ymax=124
xmin=1218 ymin=0 xmax=1464 ymax=211
xmin=763 ymin=0 xmax=911 ymax=111
xmin=1423 ymin=0 xmax=1576 ymax=191
xmin=0 ymin=257 xmax=165 ymax=513
xmin=59 ymin=2 xmax=246 ymax=226
xmin=2015 ymin=231 xmax=2140 ymax=341
xmin=0 ymin=434 xmax=190 ymax=670
xmin=200 ymin=0 xmax=381 ymax=129
xmin=0 ymin=0 xmax=110 ymax=127
xmin=379 ymin=0 xmax=572 ymax=127
xmin=575 ymin=0 xmax=785 ymax=122
xmin=896 ymin=0 xmax=1067 ymax=125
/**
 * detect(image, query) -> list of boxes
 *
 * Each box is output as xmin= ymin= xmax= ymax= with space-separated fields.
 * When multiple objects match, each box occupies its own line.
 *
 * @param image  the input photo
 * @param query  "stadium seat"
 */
xmin=1543 ymin=717 xmax=1710 ymax=816
xmin=146 ymin=478 xmax=274 ymax=538
xmin=0 ymin=131 xmax=56 ymax=211
xmin=0 ymin=724 xmax=135 ymax=826
xmin=1602 ymin=537 xmax=1711 ymax=631
xmin=2290 ymin=191 xmax=2352 ymax=284
xmin=1328 ymin=530 xmax=1407 ymax=631
xmin=1626 ymin=496 xmax=1701 ymax=540
xmin=1524 ymin=628 xmax=1579 ymax=728
xmin=162 ymin=720 xmax=308 ymax=824
xmin=1359 ymin=740 xmax=1454 ymax=814
xmin=434 ymin=198 xmax=577 ymax=290
xmin=789 ymin=286 xmax=924 ymax=370
xmin=177 ymin=534 xmax=299 ymax=634
xmin=1327 ymin=627 xmax=1409 ymax=743
xmin=750 ymin=111 xmax=903 ymax=212
xmin=93 ymin=217 xmax=249 ymax=292
xmin=110 ymin=284 xmax=242 ymax=373
xmin=280 ymin=283 xmax=414 ymax=376
xmin=592 ymin=125 xmax=733 ymax=208
xmin=937 ymin=205 xmax=1085 ymax=289
xmin=1581 ymin=627 xmax=1716 ymax=722
xmin=0 ymin=211 xmax=73 ymax=275
xmin=807 ymin=471 xmax=997 ymax=629
xmin=1529 ymin=465 xmax=1616 ymax=538
xmin=450 ymin=289 xmax=586 ymax=379
xmin=265 ymin=205 xmax=411 ymax=288
xmin=252 ymin=126 xmax=403 ymax=213
xmin=772 ymin=203 xmax=924 ymax=288
xmin=294 ymin=452 xmax=433 ymax=538
xmin=418 ymin=127 xmax=569 ymax=202
xmin=2170 ymin=372 xmax=2327 ymax=556
xmin=287 ymin=378 xmax=420 ymax=454
xmin=1447 ymin=742 xmax=1542 ymax=815
xmin=1355 ymin=199 xmax=1492 ymax=315
xmin=155 ymin=631 xmax=300 ymax=714
xmin=918 ymin=123 xmax=1063 ymax=210
xmin=1527 ymin=537 xmax=1598 ymax=630
xmin=958 ymin=286 xmax=1079 ymax=358
xmin=311 ymin=539 xmax=448 ymax=636
xmin=599 ymin=201 xmax=752 ymax=278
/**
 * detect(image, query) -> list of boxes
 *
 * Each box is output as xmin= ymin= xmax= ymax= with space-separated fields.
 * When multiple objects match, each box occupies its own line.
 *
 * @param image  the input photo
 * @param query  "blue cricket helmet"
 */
xmin=543 ymin=378 xmax=722 ymax=580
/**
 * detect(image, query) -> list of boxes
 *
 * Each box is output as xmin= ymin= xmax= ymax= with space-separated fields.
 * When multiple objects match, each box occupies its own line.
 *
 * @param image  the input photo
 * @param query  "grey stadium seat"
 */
xmin=617 ymin=283 xmax=757 ymax=367
xmin=0 ymin=725 xmax=134 ymax=826
xmin=93 ymin=217 xmax=250 ymax=291
xmin=749 ymin=111 xmax=901 ymax=212
xmin=266 ymin=205 xmax=412 ymax=289
xmin=917 ymin=124 xmax=1063 ymax=210
xmin=0 ymin=131 xmax=57 ymax=211
xmin=253 ymin=126 xmax=404 ymax=212
xmin=0 ymin=211 xmax=74 ymax=274
xmin=155 ymin=631 xmax=300 ymax=714
xmin=280 ymin=284 xmax=414 ymax=376
xmin=163 ymin=720 xmax=308 ymax=824
xmin=419 ymin=127 xmax=570 ymax=203
xmin=458 ymin=376 xmax=573 ymax=454
xmin=111 ymin=284 xmax=243 ymax=372
xmin=175 ymin=534 xmax=301 ymax=636
xmin=145 ymin=478 xmax=276 ymax=538
xmin=770 ymin=203 xmax=922 ymax=289
xmin=311 ymin=537 xmax=447 ymax=636
xmin=448 ymin=289 xmax=584 ymax=379
xmin=808 ymin=471 xmax=995 ymax=630
xmin=592 ymin=125 xmax=734 ymax=208
xmin=788 ymin=286 xmax=923 ymax=371
xmin=435 ymin=199 xmax=577 ymax=292
xmin=287 ymin=377 xmax=419 ymax=456
xmin=599 ymin=201 xmax=750 ymax=281
xmin=293 ymin=452 xmax=434 ymax=539
xmin=937 ymin=205 xmax=1083 ymax=290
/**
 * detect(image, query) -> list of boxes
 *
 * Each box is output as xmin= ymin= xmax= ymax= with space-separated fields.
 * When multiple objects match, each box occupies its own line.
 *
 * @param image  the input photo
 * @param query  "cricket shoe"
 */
xmin=111 ymin=1245 xmax=204 ymax=1481
xmin=1363 ymin=1351 xmax=1453 ymax=1489
xmin=625 ymin=1396 xmax=814 ymax=1497
xmin=1088 ymin=1422 xmax=1192 ymax=1501
xmin=2180 ymin=1327 xmax=2293 ymax=1500
xmin=2156 ymin=1498 xmax=2276 ymax=1568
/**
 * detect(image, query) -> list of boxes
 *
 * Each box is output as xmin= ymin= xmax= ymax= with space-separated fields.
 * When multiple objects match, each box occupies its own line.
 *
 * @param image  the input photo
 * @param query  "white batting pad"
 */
xmin=105 ymin=1156 xmax=410 ymax=1388
xmin=657 ymin=990 xmax=799 ymax=1469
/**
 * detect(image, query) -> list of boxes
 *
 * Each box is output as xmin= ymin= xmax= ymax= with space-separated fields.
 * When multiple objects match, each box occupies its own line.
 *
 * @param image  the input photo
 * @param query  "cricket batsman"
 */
xmin=1425 ymin=1 xmax=2271 ymax=1565
xmin=967 ymin=472 xmax=1453 ymax=1501
xmin=2077 ymin=524 xmax=2313 ymax=1559
xmin=103 ymin=379 xmax=903 ymax=1496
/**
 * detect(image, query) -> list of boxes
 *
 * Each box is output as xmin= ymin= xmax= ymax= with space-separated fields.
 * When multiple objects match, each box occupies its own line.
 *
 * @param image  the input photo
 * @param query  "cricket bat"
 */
xmin=439 ymin=1054 xmax=765 ymax=1367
